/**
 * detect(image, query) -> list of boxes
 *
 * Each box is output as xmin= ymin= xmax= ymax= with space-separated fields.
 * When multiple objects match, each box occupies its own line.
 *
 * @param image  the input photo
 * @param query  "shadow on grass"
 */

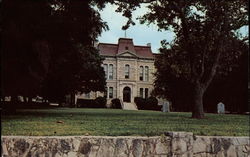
xmin=2 ymin=107 xmax=192 ymax=121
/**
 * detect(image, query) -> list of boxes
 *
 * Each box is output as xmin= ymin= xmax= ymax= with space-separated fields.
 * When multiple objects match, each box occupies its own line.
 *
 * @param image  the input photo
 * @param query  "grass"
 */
xmin=1 ymin=108 xmax=249 ymax=136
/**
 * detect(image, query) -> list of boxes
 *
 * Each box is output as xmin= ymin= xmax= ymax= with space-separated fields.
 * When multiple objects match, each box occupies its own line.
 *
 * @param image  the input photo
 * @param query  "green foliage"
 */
xmin=77 ymin=97 xmax=107 ymax=108
xmin=141 ymin=0 xmax=248 ymax=118
xmin=111 ymin=98 xmax=122 ymax=109
xmin=95 ymin=96 xmax=107 ymax=108
xmin=2 ymin=108 xmax=249 ymax=136
xmin=1 ymin=0 xmax=107 ymax=102
xmin=134 ymin=96 xmax=160 ymax=111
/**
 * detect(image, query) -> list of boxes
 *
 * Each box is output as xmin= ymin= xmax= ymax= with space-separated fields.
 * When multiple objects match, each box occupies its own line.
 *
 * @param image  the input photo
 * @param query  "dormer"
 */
xmin=117 ymin=38 xmax=136 ymax=55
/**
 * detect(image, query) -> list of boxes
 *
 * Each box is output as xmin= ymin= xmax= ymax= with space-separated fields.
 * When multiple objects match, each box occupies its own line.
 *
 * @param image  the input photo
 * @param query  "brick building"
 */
xmin=76 ymin=38 xmax=156 ymax=109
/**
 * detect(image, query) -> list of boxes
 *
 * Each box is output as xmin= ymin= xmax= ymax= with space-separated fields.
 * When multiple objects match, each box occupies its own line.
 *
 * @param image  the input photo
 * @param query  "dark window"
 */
xmin=139 ymin=66 xmax=144 ymax=81
xmin=125 ymin=46 xmax=128 ymax=50
xmin=145 ymin=66 xmax=149 ymax=81
xmin=139 ymin=88 xmax=144 ymax=98
xmin=103 ymin=64 xmax=108 ymax=79
xmin=109 ymin=87 xmax=113 ymax=99
xmin=109 ymin=64 xmax=113 ymax=80
xmin=145 ymin=88 xmax=148 ymax=98
xmin=125 ymin=64 xmax=130 ymax=79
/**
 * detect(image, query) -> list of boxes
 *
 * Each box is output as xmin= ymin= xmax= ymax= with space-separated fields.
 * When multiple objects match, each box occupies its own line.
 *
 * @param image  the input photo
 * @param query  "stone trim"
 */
xmin=101 ymin=55 xmax=154 ymax=61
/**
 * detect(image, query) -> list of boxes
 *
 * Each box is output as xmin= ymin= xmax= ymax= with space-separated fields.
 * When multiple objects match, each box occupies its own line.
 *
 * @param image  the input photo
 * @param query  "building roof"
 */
xmin=98 ymin=38 xmax=154 ymax=59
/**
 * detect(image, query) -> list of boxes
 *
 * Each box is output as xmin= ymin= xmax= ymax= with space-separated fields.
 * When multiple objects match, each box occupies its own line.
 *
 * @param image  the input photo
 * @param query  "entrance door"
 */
xmin=123 ymin=87 xmax=131 ymax=102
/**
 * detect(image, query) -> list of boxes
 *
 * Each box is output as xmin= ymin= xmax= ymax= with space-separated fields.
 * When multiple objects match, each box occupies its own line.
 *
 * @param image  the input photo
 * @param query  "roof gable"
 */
xmin=117 ymin=51 xmax=138 ymax=58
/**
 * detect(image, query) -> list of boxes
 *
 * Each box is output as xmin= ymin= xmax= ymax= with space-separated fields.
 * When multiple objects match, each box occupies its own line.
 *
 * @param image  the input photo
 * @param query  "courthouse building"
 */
xmin=77 ymin=38 xmax=156 ymax=109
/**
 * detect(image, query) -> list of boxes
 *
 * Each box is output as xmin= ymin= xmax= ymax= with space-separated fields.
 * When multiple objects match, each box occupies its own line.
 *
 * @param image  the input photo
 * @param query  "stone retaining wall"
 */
xmin=2 ymin=132 xmax=249 ymax=157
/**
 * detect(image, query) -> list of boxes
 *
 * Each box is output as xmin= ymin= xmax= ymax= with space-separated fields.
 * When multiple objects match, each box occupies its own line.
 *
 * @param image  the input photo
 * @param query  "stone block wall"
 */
xmin=2 ymin=132 xmax=249 ymax=157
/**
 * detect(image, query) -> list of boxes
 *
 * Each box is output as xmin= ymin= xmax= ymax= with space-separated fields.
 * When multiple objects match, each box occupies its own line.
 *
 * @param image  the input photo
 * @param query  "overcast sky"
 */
xmin=98 ymin=4 xmax=248 ymax=53
xmin=97 ymin=4 xmax=175 ymax=53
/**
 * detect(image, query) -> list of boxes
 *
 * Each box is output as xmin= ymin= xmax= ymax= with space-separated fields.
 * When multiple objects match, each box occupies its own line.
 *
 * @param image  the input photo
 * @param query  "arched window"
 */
xmin=139 ymin=66 xmax=144 ymax=81
xmin=145 ymin=66 xmax=149 ymax=81
xmin=125 ymin=64 xmax=130 ymax=79
xmin=109 ymin=64 xmax=113 ymax=80
xmin=103 ymin=64 xmax=108 ymax=79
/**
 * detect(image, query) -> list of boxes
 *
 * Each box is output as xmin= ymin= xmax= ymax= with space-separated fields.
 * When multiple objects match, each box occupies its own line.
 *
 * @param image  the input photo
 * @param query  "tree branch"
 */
xmin=203 ymin=50 xmax=221 ymax=89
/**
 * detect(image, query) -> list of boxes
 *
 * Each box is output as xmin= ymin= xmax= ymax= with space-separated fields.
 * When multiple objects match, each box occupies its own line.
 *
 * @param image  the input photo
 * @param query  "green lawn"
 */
xmin=1 ymin=108 xmax=249 ymax=136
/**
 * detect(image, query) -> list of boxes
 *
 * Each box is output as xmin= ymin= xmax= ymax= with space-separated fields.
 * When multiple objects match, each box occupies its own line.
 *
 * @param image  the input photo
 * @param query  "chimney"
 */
xmin=147 ymin=43 xmax=151 ymax=47
xmin=93 ymin=41 xmax=99 ymax=48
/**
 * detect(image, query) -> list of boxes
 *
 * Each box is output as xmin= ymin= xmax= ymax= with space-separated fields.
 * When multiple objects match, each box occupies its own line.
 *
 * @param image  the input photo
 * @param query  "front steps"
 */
xmin=122 ymin=102 xmax=138 ymax=110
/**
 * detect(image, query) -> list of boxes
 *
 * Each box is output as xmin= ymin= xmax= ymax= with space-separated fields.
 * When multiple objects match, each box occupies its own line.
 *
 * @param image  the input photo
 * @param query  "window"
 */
xmin=139 ymin=66 xmax=144 ymax=81
xmin=139 ymin=88 xmax=144 ymax=98
xmin=109 ymin=64 xmax=113 ymax=80
xmin=103 ymin=64 xmax=108 ymax=79
xmin=125 ymin=64 xmax=130 ymax=79
xmin=109 ymin=87 xmax=113 ymax=99
xmin=145 ymin=88 xmax=149 ymax=98
xmin=125 ymin=46 xmax=128 ymax=50
xmin=145 ymin=66 xmax=149 ymax=81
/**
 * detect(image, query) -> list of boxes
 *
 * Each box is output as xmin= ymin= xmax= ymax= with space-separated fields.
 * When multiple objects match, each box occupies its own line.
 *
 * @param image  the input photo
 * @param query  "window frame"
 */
xmin=103 ymin=64 xmax=108 ymax=79
xmin=125 ymin=64 xmax=130 ymax=79
xmin=108 ymin=64 xmax=113 ymax=80
xmin=139 ymin=88 xmax=144 ymax=98
xmin=109 ymin=87 xmax=113 ymax=99
xmin=145 ymin=66 xmax=149 ymax=81
xmin=139 ymin=66 xmax=144 ymax=81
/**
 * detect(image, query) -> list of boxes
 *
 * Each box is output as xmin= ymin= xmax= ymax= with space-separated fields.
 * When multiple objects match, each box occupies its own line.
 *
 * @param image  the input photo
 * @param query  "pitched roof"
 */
xmin=98 ymin=38 xmax=154 ymax=59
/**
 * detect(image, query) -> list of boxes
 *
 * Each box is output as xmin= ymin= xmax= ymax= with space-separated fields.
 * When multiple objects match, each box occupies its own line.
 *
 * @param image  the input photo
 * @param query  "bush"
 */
xmin=134 ymin=96 xmax=161 ymax=111
xmin=111 ymin=98 xmax=122 ymax=109
xmin=77 ymin=99 xmax=96 ymax=108
xmin=134 ymin=97 xmax=145 ymax=110
xmin=147 ymin=97 xmax=160 ymax=110
xmin=95 ymin=97 xmax=107 ymax=108
xmin=1 ymin=101 xmax=54 ymax=115
xmin=77 ymin=97 xmax=107 ymax=108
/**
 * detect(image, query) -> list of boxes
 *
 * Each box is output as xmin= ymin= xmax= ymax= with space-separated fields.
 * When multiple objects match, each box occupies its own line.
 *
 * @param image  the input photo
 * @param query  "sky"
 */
xmin=97 ymin=4 xmax=249 ymax=53
xmin=97 ymin=4 xmax=175 ymax=53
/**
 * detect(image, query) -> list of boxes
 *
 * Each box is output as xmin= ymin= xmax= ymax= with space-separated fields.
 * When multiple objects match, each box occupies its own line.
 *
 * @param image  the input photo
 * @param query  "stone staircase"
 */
xmin=122 ymin=102 xmax=138 ymax=110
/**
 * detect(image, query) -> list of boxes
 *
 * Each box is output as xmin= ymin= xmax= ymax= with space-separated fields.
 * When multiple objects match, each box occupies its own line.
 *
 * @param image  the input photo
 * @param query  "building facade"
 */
xmin=77 ymin=38 xmax=155 ymax=108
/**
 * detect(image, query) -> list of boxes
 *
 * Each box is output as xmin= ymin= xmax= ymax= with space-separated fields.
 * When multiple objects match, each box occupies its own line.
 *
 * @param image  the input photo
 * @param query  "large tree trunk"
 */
xmin=192 ymin=84 xmax=205 ymax=119
xmin=70 ymin=93 xmax=76 ymax=108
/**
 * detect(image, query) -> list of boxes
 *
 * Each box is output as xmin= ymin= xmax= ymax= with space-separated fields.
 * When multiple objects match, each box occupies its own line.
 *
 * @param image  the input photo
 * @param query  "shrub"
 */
xmin=111 ymin=98 xmax=122 ymax=109
xmin=95 ymin=97 xmax=107 ymax=108
xmin=77 ymin=97 xmax=107 ymax=108
xmin=134 ymin=97 xmax=146 ymax=110
xmin=77 ymin=99 xmax=96 ymax=108
xmin=134 ymin=96 xmax=161 ymax=111
xmin=146 ymin=97 xmax=160 ymax=110
xmin=1 ymin=101 xmax=54 ymax=115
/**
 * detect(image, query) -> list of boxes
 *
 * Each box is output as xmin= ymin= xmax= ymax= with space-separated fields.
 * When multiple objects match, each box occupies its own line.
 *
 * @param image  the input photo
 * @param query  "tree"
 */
xmin=1 ymin=0 xmax=107 ymax=103
xmin=140 ymin=0 xmax=248 ymax=118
